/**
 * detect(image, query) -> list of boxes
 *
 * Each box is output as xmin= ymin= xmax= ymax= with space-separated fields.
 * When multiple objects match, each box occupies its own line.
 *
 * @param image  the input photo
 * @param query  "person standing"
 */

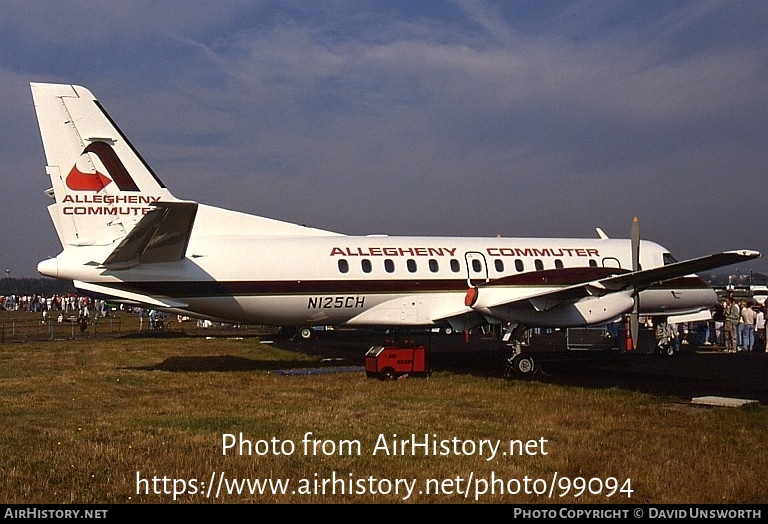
xmin=740 ymin=302 xmax=756 ymax=351
xmin=712 ymin=301 xmax=725 ymax=346
xmin=724 ymin=296 xmax=741 ymax=353
xmin=756 ymin=306 xmax=766 ymax=351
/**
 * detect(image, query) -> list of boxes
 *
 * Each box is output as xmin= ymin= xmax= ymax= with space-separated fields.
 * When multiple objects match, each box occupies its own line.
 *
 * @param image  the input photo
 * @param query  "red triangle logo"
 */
xmin=66 ymin=166 xmax=113 ymax=192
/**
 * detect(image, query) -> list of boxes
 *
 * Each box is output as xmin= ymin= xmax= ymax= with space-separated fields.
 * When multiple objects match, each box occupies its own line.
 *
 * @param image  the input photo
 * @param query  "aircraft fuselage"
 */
xmin=39 ymin=235 xmax=716 ymax=329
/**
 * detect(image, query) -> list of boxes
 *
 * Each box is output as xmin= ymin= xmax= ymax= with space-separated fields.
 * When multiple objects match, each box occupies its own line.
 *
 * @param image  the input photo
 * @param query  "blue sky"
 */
xmin=1 ymin=1 xmax=767 ymax=278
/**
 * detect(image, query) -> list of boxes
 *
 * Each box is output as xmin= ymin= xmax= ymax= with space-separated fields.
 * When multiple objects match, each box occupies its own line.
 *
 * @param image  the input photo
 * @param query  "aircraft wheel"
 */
xmin=443 ymin=327 xmax=453 ymax=335
xmin=299 ymin=327 xmax=313 ymax=340
xmin=510 ymin=355 xmax=537 ymax=377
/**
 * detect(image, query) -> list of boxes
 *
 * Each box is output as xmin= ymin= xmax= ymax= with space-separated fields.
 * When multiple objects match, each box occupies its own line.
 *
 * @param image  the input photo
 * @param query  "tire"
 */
xmin=380 ymin=367 xmax=396 ymax=381
xmin=511 ymin=355 xmax=537 ymax=376
xmin=299 ymin=327 xmax=313 ymax=340
xmin=665 ymin=344 xmax=675 ymax=357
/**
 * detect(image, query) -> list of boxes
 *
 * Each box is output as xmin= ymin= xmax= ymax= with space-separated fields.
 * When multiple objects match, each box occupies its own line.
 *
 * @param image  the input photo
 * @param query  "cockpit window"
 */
xmin=663 ymin=253 xmax=678 ymax=266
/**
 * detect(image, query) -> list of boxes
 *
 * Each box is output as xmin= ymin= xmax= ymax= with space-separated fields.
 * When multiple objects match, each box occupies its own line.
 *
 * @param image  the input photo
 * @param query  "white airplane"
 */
xmin=30 ymin=82 xmax=760 ymax=358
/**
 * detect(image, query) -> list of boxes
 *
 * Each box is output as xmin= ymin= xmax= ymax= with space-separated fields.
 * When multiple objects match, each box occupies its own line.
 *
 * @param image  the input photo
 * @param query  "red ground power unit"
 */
xmin=365 ymin=343 xmax=429 ymax=380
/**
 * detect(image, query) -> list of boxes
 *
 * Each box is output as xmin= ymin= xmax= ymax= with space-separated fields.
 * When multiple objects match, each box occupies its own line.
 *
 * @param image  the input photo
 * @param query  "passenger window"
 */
xmin=384 ymin=259 xmax=395 ymax=273
xmin=361 ymin=259 xmax=372 ymax=273
xmin=534 ymin=259 xmax=543 ymax=271
xmin=450 ymin=259 xmax=460 ymax=273
xmin=589 ymin=259 xmax=597 ymax=267
xmin=515 ymin=259 xmax=524 ymax=272
xmin=407 ymin=259 xmax=417 ymax=273
xmin=338 ymin=260 xmax=349 ymax=274
xmin=472 ymin=259 xmax=482 ymax=273
xmin=494 ymin=259 xmax=504 ymax=272
xmin=554 ymin=259 xmax=563 ymax=269
xmin=428 ymin=259 xmax=439 ymax=273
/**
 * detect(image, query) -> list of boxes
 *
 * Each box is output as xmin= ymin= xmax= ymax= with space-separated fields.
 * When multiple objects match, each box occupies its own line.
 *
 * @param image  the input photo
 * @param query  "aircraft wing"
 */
xmin=592 ymin=250 xmax=760 ymax=293
xmin=103 ymin=201 xmax=198 ymax=269
xmin=474 ymin=249 xmax=761 ymax=312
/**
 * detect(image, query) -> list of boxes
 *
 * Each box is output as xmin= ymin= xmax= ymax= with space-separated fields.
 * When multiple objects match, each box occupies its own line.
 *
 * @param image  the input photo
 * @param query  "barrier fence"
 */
xmin=0 ymin=311 xmax=274 ymax=343
xmin=0 ymin=315 xmax=124 ymax=343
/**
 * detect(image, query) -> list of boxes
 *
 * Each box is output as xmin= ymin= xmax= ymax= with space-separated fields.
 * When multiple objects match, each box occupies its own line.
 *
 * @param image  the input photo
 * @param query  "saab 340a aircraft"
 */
xmin=30 ymin=82 xmax=760 ymax=355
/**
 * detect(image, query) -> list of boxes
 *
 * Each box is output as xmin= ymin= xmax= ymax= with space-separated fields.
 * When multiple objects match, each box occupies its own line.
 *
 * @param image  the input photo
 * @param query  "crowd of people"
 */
xmin=1 ymin=293 xmax=211 ymax=334
xmin=1 ymin=293 xmax=97 ymax=315
xmin=1 ymin=293 xmax=118 ymax=331
xmin=717 ymin=294 xmax=765 ymax=352
xmin=647 ymin=295 xmax=767 ymax=354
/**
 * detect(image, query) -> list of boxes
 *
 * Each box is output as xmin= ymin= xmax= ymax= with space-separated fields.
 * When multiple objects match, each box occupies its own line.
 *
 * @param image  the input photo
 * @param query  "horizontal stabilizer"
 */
xmin=74 ymin=280 xmax=189 ymax=309
xmin=103 ymin=201 xmax=198 ymax=269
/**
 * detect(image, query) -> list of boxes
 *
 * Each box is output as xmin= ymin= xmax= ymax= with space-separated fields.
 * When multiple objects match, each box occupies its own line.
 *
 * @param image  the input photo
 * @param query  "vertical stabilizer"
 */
xmin=31 ymin=83 xmax=176 ymax=249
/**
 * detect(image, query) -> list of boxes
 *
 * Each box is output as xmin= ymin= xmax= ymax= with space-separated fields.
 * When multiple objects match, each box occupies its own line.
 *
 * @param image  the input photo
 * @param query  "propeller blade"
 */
xmin=630 ymin=303 xmax=639 ymax=350
xmin=631 ymin=216 xmax=640 ymax=272
xmin=629 ymin=216 xmax=641 ymax=349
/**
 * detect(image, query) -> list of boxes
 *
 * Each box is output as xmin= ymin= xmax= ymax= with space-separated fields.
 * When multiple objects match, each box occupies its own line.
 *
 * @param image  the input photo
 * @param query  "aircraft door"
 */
xmin=603 ymin=257 xmax=622 ymax=269
xmin=464 ymin=251 xmax=489 ymax=288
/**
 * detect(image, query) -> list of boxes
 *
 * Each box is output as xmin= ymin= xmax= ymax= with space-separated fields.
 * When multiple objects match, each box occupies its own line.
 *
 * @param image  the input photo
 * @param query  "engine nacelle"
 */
xmin=489 ymin=291 xmax=635 ymax=328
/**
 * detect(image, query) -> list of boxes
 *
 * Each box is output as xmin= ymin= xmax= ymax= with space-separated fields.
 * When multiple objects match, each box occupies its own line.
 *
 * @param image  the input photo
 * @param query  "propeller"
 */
xmin=629 ymin=216 xmax=640 ymax=349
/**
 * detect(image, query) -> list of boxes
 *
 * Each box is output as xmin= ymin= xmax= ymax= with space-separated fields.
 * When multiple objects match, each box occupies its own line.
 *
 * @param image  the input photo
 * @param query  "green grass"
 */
xmin=0 ymin=321 xmax=766 ymax=504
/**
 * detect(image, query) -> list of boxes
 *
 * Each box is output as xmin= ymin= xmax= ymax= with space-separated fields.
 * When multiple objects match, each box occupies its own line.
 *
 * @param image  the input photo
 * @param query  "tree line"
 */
xmin=0 ymin=277 xmax=75 ymax=297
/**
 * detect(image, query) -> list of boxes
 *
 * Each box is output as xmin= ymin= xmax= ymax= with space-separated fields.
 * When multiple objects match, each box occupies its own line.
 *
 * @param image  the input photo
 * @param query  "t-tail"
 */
xmin=32 ymin=82 xmax=341 ymax=279
xmin=31 ymin=83 xmax=178 ymax=251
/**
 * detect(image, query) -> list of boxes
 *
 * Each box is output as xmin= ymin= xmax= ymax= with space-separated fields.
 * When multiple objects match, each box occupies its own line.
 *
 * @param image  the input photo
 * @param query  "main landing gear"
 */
xmin=502 ymin=323 xmax=539 ymax=378
xmin=505 ymin=352 xmax=539 ymax=378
